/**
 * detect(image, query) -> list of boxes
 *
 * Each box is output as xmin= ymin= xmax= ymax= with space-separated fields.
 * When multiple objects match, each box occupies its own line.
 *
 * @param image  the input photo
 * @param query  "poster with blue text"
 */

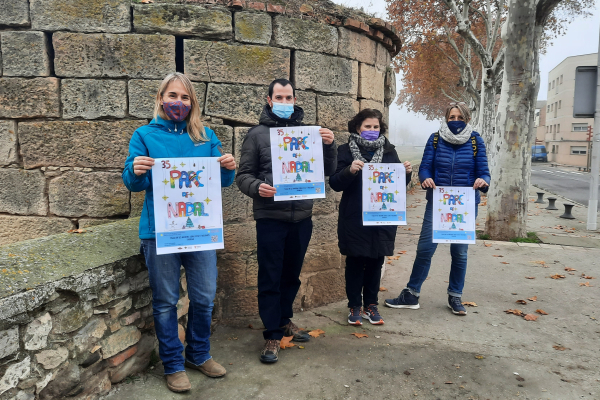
xmin=362 ymin=163 xmax=407 ymax=226
xmin=151 ymin=157 xmax=223 ymax=255
xmin=270 ymin=126 xmax=326 ymax=201
xmin=432 ymin=186 xmax=476 ymax=244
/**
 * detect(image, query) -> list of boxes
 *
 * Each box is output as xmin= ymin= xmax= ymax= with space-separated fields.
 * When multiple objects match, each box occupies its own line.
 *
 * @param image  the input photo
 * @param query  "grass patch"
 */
xmin=477 ymin=230 xmax=490 ymax=240
xmin=510 ymin=232 xmax=541 ymax=243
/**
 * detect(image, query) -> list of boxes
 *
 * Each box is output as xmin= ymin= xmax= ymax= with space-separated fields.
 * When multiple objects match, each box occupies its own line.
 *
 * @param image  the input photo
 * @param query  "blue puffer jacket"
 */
xmin=419 ymin=130 xmax=490 ymax=204
xmin=122 ymin=116 xmax=235 ymax=239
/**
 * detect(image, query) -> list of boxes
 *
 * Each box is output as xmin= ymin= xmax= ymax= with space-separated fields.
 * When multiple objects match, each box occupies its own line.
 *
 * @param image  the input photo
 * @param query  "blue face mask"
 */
xmin=447 ymin=121 xmax=467 ymax=134
xmin=360 ymin=130 xmax=380 ymax=141
xmin=272 ymin=102 xmax=295 ymax=119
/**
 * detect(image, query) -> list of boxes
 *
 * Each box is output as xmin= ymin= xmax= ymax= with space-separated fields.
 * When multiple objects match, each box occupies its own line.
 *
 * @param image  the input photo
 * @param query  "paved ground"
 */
xmin=102 ymin=187 xmax=600 ymax=400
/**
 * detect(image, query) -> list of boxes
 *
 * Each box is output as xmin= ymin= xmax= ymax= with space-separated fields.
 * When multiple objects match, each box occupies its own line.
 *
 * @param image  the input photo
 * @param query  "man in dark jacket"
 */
xmin=236 ymin=79 xmax=337 ymax=363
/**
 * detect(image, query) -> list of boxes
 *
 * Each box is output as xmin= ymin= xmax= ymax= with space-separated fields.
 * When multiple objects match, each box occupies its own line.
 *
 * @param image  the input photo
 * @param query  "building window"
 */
xmin=573 ymin=123 xmax=588 ymax=132
xmin=547 ymin=105 xmax=550 ymax=112
xmin=557 ymin=124 xmax=560 ymax=133
xmin=559 ymin=100 xmax=561 ymax=109
xmin=552 ymin=145 xmax=556 ymax=153
xmin=571 ymin=146 xmax=587 ymax=155
xmin=560 ymin=75 xmax=563 ymax=84
xmin=552 ymin=80 xmax=555 ymax=89
xmin=551 ymin=103 xmax=554 ymax=111
xmin=548 ymin=82 xmax=551 ymax=91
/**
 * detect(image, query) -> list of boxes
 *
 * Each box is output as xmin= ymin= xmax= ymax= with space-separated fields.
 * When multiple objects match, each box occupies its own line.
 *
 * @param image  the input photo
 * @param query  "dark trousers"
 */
xmin=256 ymin=217 xmax=313 ymax=340
xmin=345 ymin=255 xmax=385 ymax=308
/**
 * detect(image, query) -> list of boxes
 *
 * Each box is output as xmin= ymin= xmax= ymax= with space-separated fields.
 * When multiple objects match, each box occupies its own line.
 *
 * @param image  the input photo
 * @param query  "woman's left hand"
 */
xmin=319 ymin=128 xmax=334 ymax=145
xmin=404 ymin=161 xmax=412 ymax=174
xmin=218 ymin=154 xmax=236 ymax=170
xmin=473 ymin=178 xmax=489 ymax=189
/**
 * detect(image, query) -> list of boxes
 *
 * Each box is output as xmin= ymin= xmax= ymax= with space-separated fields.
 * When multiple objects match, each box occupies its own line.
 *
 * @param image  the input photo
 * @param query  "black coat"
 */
xmin=329 ymin=138 xmax=412 ymax=258
xmin=236 ymin=105 xmax=338 ymax=222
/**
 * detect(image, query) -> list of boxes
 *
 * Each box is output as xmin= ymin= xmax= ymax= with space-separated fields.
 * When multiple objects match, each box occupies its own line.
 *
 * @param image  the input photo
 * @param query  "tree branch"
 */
xmin=491 ymin=46 xmax=506 ymax=76
xmin=536 ymin=0 xmax=563 ymax=26
xmin=487 ymin=0 xmax=506 ymax=53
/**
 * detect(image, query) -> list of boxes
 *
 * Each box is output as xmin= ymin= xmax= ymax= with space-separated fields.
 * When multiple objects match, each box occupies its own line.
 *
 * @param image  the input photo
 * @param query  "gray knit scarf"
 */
xmin=349 ymin=133 xmax=386 ymax=163
xmin=438 ymin=121 xmax=473 ymax=145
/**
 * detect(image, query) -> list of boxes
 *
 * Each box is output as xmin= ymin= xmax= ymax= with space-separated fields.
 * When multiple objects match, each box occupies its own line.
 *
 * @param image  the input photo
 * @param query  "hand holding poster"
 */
xmin=362 ymin=163 xmax=407 ymax=225
xmin=432 ymin=186 xmax=476 ymax=244
xmin=270 ymin=126 xmax=326 ymax=201
xmin=151 ymin=157 xmax=224 ymax=255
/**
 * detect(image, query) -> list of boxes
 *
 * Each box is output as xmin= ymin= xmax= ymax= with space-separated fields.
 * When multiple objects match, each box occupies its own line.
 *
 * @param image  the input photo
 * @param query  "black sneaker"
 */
xmin=348 ymin=306 xmax=363 ymax=326
xmin=260 ymin=339 xmax=280 ymax=363
xmin=448 ymin=295 xmax=467 ymax=315
xmin=363 ymin=304 xmax=384 ymax=325
xmin=281 ymin=321 xmax=311 ymax=342
xmin=385 ymin=288 xmax=420 ymax=309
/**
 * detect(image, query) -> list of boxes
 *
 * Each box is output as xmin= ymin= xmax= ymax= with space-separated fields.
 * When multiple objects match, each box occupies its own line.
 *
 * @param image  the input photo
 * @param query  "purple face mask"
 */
xmin=163 ymin=101 xmax=191 ymax=122
xmin=360 ymin=130 xmax=380 ymax=141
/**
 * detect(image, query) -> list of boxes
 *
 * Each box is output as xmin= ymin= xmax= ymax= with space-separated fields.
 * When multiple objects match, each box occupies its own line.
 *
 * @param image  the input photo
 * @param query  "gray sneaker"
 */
xmin=260 ymin=339 xmax=280 ymax=363
xmin=281 ymin=321 xmax=311 ymax=342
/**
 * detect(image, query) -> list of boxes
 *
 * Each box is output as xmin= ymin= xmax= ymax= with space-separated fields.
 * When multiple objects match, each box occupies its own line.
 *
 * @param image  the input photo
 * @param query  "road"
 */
xmin=531 ymin=163 xmax=599 ymax=209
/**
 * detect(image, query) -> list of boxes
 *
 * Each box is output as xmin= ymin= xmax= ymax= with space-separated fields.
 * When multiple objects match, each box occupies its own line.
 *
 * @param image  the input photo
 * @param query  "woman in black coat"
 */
xmin=329 ymin=109 xmax=412 ymax=326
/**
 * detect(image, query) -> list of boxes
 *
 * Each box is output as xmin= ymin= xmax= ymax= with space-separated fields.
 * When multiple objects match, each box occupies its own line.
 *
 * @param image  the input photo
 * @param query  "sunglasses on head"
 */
xmin=449 ymin=102 xmax=466 ymax=106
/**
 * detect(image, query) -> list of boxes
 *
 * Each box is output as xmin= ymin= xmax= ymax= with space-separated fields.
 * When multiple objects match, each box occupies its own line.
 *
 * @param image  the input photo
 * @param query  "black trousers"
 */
xmin=345 ymin=255 xmax=385 ymax=308
xmin=256 ymin=217 xmax=312 ymax=340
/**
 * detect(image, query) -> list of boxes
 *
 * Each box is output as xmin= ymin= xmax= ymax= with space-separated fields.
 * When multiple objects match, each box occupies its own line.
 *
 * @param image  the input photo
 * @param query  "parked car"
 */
xmin=531 ymin=145 xmax=547 ymax=162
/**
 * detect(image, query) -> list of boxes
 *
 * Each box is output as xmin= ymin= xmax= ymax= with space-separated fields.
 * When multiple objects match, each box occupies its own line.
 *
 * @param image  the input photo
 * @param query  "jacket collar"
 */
xmin=151 ymin=115 xmax=188 ymax=134
xmin=258 ymin=104 xmax=305 ymax=127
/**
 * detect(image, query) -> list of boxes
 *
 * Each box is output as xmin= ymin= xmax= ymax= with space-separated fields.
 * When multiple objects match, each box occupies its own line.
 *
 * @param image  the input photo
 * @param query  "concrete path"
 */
xmin=102 ymin=188 xmax=600 ymax=400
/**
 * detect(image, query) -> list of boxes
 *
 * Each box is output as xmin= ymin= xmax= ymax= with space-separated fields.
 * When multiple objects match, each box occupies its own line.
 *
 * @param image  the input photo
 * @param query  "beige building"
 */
xmin=535 ymin=100 xmax=547 ymax=144
xmin=544 ymin=53 xmax=596 ymax=166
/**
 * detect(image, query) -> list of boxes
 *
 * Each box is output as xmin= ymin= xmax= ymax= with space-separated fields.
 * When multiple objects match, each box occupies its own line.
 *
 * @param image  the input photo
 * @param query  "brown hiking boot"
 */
xmin=165 ymin=371 xmax=191 ymax=392
xmin=281 ymin=321 xmax=311 ymax=342
xmin=259 ymin=339 xmax=280 ymax=363
xmin=185 ymin=358 xmax=226 ymax=378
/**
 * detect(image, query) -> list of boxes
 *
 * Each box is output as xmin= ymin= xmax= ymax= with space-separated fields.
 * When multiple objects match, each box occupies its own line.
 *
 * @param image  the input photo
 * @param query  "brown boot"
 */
xmin=185 ymin=358 xmax=226 ymax=378
xmin=165 ymin=371 xmax=191 ymax=392
xmin=259 ymin=339 xmax=280 ymax=363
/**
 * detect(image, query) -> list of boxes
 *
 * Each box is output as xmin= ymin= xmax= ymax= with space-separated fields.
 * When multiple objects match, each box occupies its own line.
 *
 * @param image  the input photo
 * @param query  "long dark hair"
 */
xmin=348 ymin=108 xmax=387 ymax=136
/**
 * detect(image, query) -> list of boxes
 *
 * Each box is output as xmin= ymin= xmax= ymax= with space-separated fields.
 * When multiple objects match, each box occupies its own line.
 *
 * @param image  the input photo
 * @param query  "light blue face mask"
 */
xmin=272 ymin=102 xmax=294 ymax=119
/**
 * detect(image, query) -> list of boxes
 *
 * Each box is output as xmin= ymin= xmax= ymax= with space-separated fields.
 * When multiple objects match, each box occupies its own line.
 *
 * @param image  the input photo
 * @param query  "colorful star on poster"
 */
xmin=171 ymin=165 xmax=178 ymax=170
xmin=180 ymin=162 xmax=185 ymax=167
xmin=162 ymin=195 xmax=168 ymax=201
xmin=278 ymin=143 xmax=283 ymax=148
xmin=205 ymin=197 xmax=212 ymax=204
xmin=190 ymin=192 xmax=194 ymax=196
xmin=310 ymin=158 xmax=315 ymax=162
xmin=278 ymin=156 xmax=283 ymax=160
xmin=395 ymin=190 xmax=399 ymax=195
xmin=464 ymin=211 xmax=468 ymax=215
xmin=162 ymin=179 xmax=168 ymax=185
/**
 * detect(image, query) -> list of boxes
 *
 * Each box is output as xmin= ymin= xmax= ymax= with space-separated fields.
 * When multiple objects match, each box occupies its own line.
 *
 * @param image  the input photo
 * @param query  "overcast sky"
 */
xmin=332 ymin=0 xmax=600 ymax=145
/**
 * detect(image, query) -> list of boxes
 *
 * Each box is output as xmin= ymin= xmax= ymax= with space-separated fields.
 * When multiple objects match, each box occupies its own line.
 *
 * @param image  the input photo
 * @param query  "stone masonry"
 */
xmin=0 ymin=1 xmax=400 ymax=398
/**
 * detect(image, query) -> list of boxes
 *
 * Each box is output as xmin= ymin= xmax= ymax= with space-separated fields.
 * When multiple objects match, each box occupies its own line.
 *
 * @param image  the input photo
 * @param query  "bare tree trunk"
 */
xmin=477 ymin=68 xmax=497 ymax=147
xmin=485 ymin=0 xmax=538 ymax=240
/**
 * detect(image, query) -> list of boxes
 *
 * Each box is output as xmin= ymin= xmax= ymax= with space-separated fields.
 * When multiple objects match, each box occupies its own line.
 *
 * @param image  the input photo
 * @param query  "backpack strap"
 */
xmin=471 ymin=135 xmax=477 ymax=157
xmin=433 ymin=131 xmax=439 ymax=150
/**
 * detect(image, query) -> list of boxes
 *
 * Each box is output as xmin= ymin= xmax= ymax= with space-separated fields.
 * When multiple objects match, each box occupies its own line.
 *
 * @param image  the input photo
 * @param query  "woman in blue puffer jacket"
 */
xmin=385 ymin=103 xmax=490 ymax=316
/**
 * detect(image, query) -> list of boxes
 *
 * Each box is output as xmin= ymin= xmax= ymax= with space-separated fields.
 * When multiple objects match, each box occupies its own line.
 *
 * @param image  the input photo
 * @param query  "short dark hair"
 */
xmin=348 ymin=108 xmax=387 ymax=135
xmin=268 ymin=79 xmax=296 ymax=98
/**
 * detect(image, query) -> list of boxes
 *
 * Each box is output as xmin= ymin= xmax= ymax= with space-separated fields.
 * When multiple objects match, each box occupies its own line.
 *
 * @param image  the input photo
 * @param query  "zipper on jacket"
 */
xmin=450 ymin=144 xmax=456 ymax=186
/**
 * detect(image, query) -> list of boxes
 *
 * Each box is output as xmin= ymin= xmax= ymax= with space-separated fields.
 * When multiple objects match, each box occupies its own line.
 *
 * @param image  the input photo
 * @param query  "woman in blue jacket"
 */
xmin=385 ymin=103 xmax=490 ymax=316
xmin=122 ymin=73 xmax=235 ymax=393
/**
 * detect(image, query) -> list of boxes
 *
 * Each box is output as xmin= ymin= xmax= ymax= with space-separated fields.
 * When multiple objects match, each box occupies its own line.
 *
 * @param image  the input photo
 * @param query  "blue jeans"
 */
xmin=141 ymin=239 xmax=217 ymax=375
xmin=406 ymin=200 xmax=478 ymax=297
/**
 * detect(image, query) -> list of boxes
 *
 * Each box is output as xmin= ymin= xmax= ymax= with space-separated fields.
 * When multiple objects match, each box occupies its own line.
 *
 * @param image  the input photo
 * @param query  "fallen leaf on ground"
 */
xmin=565 ymin=267 xmax=576 ymax=272
xmin=462 ymin=301 xmax=477 ymax=307
xmin=536 ymin=309 xmax=548 ymax=315
xmin=500 ymin=262 xmax=510 ymax=265
xmin=553 ymin=345 xmax=568 ymax=351
xmin=298 ymin=346 xmax=305 ymax=349
xmin=527 ymin=296 xmax=537 ymax=301
xmin=403 ymin=370 xmax=411 ymax=376
xmin=475 ymin=355 xmax=485 ymax=359
xmin=525 ymin=276 xmax=536 ymax=279
xmin=582 ymin=274 xmax=595 ymax=279
xmin=308 ymin=329 xmax=325 ymax=338
xmin=516 ymin=376 xmax=525 ymax=382
xmin=386 ymin=261 xmax=392 ymax=265
xmin=516 ymin=300 xmax=527 ymax=305
xmin=248 ymin=324 xmax=253 ymax=329
xmin=280 ymin=336 xmax=296 ymax=349
xmin=397 ymin=251 xmax=407 ymax=254
xmin=505 ymin=309 xmax=524 ymax=316
xmin=484 ymin=243 xmax=492 ymax=247
xmin=379 ymin=286 xmax=387 ymax=291
xmin=67 ymin=229 xmax=87 ymax=234
xmin=445 ymin=381 xmax=453 ymax=384
xmin=524 ymin=314 xmax=538 ymax=321
xmin=388 ymin=256 xmax=400 ymax=260
xmin=580 ymin=282 xmax=593 ymax=287
xmin=351 ymin=333 xmax=368 ymax=338
xmin=550 ymin=274 xmax=565 ymax=279
xmin=493 ymin=255 xmax=504 ymax=258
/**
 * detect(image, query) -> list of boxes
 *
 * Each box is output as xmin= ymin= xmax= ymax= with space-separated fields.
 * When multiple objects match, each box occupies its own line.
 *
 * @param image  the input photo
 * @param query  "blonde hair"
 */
xmin=154 ymin=73 xmax=208 ymax=143
xmin=444 ymin=103 xmax=471 ymax=124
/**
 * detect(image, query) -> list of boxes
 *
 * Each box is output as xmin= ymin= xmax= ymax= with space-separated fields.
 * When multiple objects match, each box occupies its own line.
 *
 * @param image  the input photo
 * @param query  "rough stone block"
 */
xmin=61 ymin=79 xmax=127 ymax=119
xmin=0 ymin=357 xmax=30 ymax=397
xmin=217 ymin=253 xmax=248 ymax=290
xmin=306 ymin=268 xmax=345 ymax=308
xmin=205 ymin=83 xmax=267 ymax=125
xmin=72 ymin=318 xmax=107 ymax=353
xmin=109 ymin=297 xmax=132 ymax=320
xmin=223 ymin=221 xmax=257 ymax=252
xmin=209 ymin=124 xmax=233 ymax=155
xmin=130 ymin=191 xmax=146 ymax=218
xmin=1 ymin=31 xmax=50 ymax=77
xmin=234 ymin=127 xmax=251 ymax=166
xmin=224 ymin=289 xmax=258 ymax=317
xmin=296 ymin=91 xmax=316 ymax=125
xmin=100 ymin=326 xmax=141 ymax=359
xmin=49 ymin=172 xmax=130 ymax=217
xmin=376 ymin=42 xmax=392 ymax=71
xmin=36 ymin=347 xmax=68 ymax=369
xmin=0 ymin=120 xmax=18 ymax=166
xmin=359 ymin=99 xmax=384 ymax=112
xmin=24 ymin=313 xmax=52 ymax=351
xmin=303 ymin=244 xmax=342 ymax=273
xmin=311 ymin=213 xmax=339 ymax=244
xmin=312 ymin=181 xmax=339 ymax=215
xmin=0 ymin=169 xmax=47 ymax=216
xmin=317 ymin=95 xmax=359 ymax=132
xmin=52 ymin=302 xmax=93 ymax=334
xmin=0 ymin=78 xmax=60 ymax=118
xmin=38 ymin=362 xmax=79 ymax=400
xmin=108 ymin=335 xmax=154 ymax=383
xmin=272 ymin=15 xmax=338 ymax=55
xmin=222 ymin=182 xmax=252 ymax=223
xmin=0 ymin=327 xmax=19 ymax=359
xmin=294 ymin=51 xmax=356 ymax=95
xmin=78 ymin=219 xmax=121 ymax=229
xmin=30 ymin=0 xmax=130 ymax=33
xmin=19 ymin=120 xmax=145 ymax=169
xmin=106 ymin=345 xmax=137 ymax=367
xmin=384 ymin=67 xmax=397 ymax=107
xmin=246 ymin=253 xmax=258 ymax=286
xmin=133 ymin=4 xmax=232 ymax=39
xmin=358 ymin=63 xmax=385 ymax=102
xmin=70 ymin=370 xmax=111 ymax=399
xmin=335 ymin=131 xmax=350 ymax=145
xmin=185 ymin=40 xmax=290 ymax=85
xmin=234 ymin=11 xmax=272 ymax=45
xmin=0 ymin=0 xmax=29 ymax=27
xmin=53 ymin=33 xmax=175 ymax=79
xmin=128 ymin=80 xmax=206 ymax=119
xmin=338 ymin=27 xmax=377 ymax=65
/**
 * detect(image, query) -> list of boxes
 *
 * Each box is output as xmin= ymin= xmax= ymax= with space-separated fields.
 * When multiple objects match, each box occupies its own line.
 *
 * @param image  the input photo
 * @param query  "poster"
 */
xmin=151 ymin=157 xmax=224 ymax=255
xmin=270 ymin=126 xmax=326 ymax=201
xmin=432 ymin=186 xmax=476 ymax=244
xmin=362 ymin=163 xmax=407 ymax=226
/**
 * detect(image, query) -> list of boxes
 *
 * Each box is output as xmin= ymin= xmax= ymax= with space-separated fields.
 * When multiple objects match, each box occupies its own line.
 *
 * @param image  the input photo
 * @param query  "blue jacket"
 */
xmin=122 ymin=116 xmax=235 ymax=239
xmin=419 ymin=131 xmax=490 ymax=204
